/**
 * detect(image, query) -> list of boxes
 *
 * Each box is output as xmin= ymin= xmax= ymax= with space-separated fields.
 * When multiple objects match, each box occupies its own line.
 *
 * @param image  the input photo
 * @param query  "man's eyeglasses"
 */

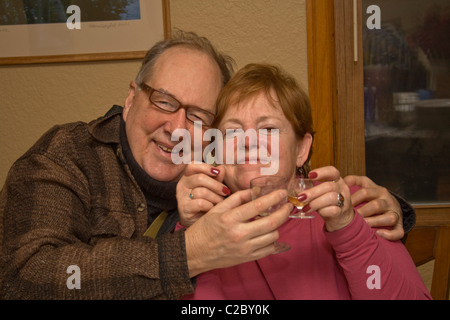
xmin=139 ymin=83 xmax=216 ymax=127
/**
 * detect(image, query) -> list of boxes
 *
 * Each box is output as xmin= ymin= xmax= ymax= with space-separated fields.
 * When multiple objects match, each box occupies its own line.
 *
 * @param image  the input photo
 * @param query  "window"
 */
xmin=362 ymin=0 xmax=450 ymax=204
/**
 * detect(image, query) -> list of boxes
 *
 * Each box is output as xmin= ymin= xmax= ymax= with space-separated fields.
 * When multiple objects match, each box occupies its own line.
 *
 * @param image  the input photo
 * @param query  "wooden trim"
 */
xmin=414 ymin=205 xmax=450 ymax=227
xmin=306 ymin=0 xmax=337 ymax=171
xmin=0 ymin=51 xmax=148 ymax=65
xmin=432 ymin=225 xmax=450 ymax=300
xmin=405 ymin=224 xmax=450 ymax=300
xmin=162 ymin=0 xmax=172 ymax=39
xmin=306 ymin=0 xmax=365 ymax=176
xmin=334 ymin=0 xmax=365 ymax=176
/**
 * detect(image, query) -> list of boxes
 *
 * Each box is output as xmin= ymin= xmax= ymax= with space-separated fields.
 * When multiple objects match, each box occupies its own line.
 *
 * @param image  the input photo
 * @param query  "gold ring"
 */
xmin=392 ymin=210 xmax=401 ymax=222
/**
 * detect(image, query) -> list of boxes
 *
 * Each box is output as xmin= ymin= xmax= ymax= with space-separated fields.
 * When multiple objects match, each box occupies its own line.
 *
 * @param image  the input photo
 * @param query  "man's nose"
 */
xmin=165 ymin=108 xmax=188 ymax=134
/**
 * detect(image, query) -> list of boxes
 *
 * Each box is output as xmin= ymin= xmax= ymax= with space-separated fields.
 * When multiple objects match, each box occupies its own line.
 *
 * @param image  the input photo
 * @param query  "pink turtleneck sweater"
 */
xmin=179 ymin=187 xmax=431 ymax=300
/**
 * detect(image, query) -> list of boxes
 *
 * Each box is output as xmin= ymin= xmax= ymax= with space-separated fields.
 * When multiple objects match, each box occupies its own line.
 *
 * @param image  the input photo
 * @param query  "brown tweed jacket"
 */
xmin=0 ymin=106 xmax=194 ymax=299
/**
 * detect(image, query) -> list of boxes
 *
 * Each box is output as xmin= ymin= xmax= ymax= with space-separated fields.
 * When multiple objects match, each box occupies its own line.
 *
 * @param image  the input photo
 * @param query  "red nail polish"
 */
xmin=297 ymin=194 xmax=307 ymax=202
xmin=308 ymin=172 xmax=318 ymax=179
xmin=211 ymin=168 xmax=220 ymax=175
xmin=222 ymin=186 xmax=231 ymax=196
xmin=301 ymin=204 xmax=311 ymax=213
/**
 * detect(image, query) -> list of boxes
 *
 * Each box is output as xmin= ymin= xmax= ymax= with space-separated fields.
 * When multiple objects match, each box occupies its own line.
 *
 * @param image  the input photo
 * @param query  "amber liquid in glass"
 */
xmin=288 ymin=196 xmax=306 ymax=209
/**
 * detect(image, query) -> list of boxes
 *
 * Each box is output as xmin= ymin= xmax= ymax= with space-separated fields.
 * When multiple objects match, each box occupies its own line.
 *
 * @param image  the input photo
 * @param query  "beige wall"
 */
xmin=0 ymin=0 xmax=308 ymax=186
xmin=170 ymin=0 xmax=308 ymax=83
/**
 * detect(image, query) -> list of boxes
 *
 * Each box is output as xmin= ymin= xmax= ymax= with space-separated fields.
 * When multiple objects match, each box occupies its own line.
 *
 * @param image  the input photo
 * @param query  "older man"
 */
xmin=0 ymin=31 xmax=413 ymax=299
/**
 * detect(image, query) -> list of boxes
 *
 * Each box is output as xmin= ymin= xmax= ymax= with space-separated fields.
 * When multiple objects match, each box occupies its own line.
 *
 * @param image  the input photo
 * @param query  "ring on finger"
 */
xmin=392 ymin=210 xmax=401 ymax=222
xmin=189 ymin=190 xmax=194 ymax=199
xmin=337 ymin=193 xmax=345 ymax=207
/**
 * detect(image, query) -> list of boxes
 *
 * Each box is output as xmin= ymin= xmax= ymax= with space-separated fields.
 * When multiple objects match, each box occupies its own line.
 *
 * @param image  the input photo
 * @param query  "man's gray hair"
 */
xmin=135 ymin=30 xmax=235 ymax=87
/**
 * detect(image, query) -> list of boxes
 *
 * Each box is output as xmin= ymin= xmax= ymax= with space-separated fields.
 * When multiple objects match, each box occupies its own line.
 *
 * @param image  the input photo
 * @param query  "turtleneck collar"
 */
xmin=119 ymin=117 xmax=178 ymax=215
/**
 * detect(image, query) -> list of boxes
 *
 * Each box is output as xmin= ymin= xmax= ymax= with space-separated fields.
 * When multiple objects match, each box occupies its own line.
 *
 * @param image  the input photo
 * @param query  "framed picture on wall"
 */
xmin=0 ymin=0 xmax=171 ymax=64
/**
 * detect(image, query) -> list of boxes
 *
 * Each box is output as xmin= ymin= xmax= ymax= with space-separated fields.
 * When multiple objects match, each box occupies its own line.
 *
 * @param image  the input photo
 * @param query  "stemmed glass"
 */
xmin=288 ymin=176 xmax=315 ymax=219
xmin=250 ymin=176 xmax=291 ymax=254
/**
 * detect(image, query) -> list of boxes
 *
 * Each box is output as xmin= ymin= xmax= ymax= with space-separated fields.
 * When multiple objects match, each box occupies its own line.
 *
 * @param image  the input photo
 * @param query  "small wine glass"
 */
xmin=288 ymin=177 xmax=315 ymax=219
xmin=250 ymin=176 xmax=291 ymax=254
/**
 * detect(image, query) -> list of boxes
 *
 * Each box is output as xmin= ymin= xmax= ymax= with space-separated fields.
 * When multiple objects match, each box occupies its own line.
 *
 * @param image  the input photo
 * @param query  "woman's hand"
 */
xmin=297 ymin=166 xmax=404 ymax=239
xmin=176 ymin=163 xmax=231 ymax=227
xmin=298 ymin=166 xmax=354 ymax=232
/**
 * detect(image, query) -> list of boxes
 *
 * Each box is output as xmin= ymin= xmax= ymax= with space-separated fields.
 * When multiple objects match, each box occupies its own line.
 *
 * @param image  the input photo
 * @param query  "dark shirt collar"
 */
xmin=119 ymin=116 xmax=178 ymax=214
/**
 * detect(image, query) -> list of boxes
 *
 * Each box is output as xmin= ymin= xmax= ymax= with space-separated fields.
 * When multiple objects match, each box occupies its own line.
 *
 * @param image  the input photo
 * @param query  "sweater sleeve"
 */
xmin=0 ymin=149 xmax=194 ymax=299
xmin=324 ymin=212 xmax=431 ymax=300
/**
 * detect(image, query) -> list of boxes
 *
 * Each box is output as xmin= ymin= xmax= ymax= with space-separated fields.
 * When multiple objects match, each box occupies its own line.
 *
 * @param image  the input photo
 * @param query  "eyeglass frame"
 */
xmin=138 ymin=83 xmax=216 ymax=128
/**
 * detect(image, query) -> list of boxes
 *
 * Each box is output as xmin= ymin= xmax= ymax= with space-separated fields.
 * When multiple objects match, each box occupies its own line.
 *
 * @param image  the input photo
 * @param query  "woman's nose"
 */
xmin=245 ymin=129 xmax=259 ymax=148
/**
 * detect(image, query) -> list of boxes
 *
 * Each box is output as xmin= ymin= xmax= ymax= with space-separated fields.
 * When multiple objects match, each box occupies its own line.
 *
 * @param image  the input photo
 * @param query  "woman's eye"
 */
xmin=224 ymin=129 xmax=243 ymax=140
xmin=259 ymin=128 xmax=279 ymax=135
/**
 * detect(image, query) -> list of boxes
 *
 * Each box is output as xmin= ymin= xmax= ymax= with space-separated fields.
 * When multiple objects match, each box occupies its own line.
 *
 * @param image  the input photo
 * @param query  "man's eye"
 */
xmin=155 ymin=99 xmax=173 ymax=106
xmin=191 ymin=114 xmax=203 ymax=121
xmin=155 ymin=101 xmax=179 ymax=112
xmin=188 ymin=112 xmax=207 ymax=123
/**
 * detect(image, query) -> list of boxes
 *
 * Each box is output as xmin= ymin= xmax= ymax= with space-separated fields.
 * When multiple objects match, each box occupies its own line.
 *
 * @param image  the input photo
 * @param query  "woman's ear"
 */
xmin=123 ymin=81 xmax=138 ymax=121
xmin=296 ymin=133 xmax=313 ymax=168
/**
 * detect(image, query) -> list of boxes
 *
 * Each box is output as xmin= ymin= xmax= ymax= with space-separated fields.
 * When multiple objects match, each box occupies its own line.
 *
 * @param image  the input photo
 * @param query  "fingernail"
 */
xmin=308 ymin=172 xmax=318 ymax=179
xmin=211 ymin=168 xmax=220 ymax=175
xmin=301 ymin=204 xmax=311 ymax=213
xmin=297 ymin=194 xmax=307 ymax=202
xmin=222 ymin=186 xmax=231 ymax=195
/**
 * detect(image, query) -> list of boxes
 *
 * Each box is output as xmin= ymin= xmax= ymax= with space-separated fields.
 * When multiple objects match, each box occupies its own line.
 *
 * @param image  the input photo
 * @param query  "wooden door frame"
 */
xmin=306 ymin=0 xmax=365 ymax=177
xmin=306 ymin=0 xmax=338 ymax=172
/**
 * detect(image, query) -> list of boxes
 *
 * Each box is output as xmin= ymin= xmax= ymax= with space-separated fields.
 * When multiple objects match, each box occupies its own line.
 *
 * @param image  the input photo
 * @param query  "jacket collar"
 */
xmin=88 ymin=105 xmax=123 ymax=145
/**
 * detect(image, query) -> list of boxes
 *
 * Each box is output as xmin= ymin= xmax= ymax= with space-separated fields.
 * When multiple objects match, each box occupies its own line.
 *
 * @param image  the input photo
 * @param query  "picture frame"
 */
xmin=0 ymin=0 xmax=171 ymax=65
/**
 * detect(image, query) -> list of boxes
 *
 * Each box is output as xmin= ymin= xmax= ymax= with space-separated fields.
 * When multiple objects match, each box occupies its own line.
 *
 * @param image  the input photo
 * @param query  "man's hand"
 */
xmin=344 ymin=175 xmax=404 ymax=241
xmin=184 ymin=188 xmax=292 ymax=277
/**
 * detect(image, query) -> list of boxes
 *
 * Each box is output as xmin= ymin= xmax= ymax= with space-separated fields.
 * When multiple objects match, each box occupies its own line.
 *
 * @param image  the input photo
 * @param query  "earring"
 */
xmin=296 ymin=166 xmax=306 ymax=177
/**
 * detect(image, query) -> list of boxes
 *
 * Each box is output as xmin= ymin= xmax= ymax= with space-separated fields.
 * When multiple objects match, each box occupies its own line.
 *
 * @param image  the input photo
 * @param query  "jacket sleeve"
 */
xmin=390 ymin=191 xmax=416 ymax=235
xmin=324 ymin=212 xmax=431 ymax=300
xmin=0 ymin=151 xmax=194 ymax=299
